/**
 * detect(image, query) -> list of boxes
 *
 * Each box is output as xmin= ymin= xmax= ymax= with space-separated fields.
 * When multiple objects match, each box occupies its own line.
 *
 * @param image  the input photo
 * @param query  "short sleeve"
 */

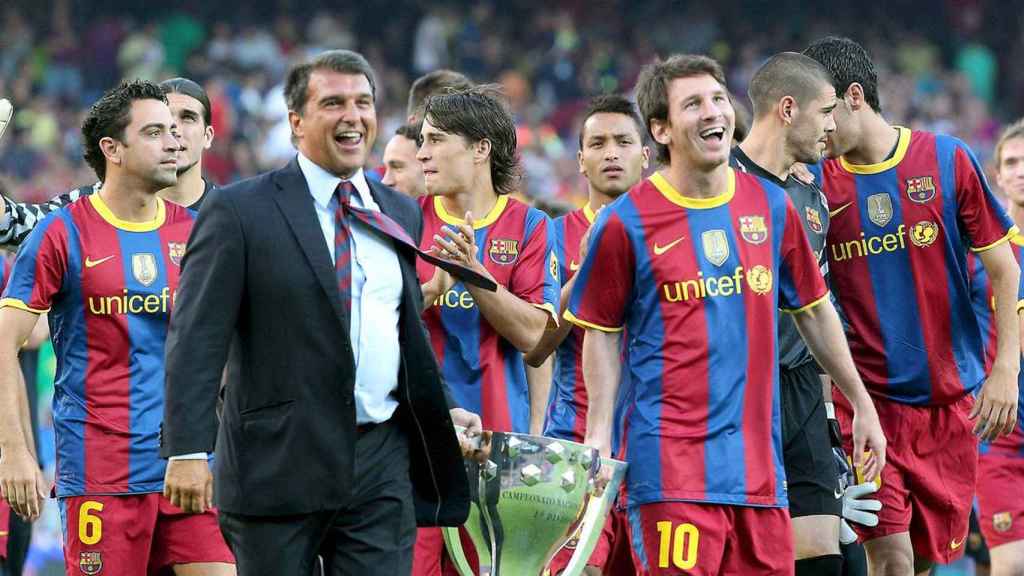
xmin=508 ymin=210 xmax=560 ymax=322
xmin=564 ymin=210 xmax=635 ymax=332
xmin=954 ymin=143 xmax=1016 ymax=252
xmin=0 ymin=214 xmax=69 ymax=313
xmin=778 ymin=199 xmax=828 ymax=313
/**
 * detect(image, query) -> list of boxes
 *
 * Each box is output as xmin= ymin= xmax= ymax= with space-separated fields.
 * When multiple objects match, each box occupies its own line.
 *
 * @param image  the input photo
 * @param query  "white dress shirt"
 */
xmin=170 ymin=157 xmax=404 ymax=460
xmin=297 ymin=152 xmax=403 ymax=424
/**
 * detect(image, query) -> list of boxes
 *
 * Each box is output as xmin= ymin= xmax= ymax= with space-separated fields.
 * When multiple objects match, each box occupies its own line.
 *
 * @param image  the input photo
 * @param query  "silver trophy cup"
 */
xmin=443 ymin=432 xmax=625 ymax=576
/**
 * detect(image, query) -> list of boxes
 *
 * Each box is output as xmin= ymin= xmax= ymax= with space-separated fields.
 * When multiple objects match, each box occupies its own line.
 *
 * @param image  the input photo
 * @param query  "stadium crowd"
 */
xmin=0 ymin=0 xmax=1022 ymax=207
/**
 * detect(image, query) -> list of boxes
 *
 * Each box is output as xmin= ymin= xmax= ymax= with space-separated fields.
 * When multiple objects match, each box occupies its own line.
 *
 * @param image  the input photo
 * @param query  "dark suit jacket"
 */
xmin=161 ymin=158 xmax=470 ymax=526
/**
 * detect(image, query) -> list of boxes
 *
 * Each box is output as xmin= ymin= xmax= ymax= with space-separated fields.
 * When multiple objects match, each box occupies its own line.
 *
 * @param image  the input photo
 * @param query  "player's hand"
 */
xmin=430 ymin=212 xmax=494 ymax=282
xmin=163 ymin=458 xmax=212 ymax=514
xmin=790 ymin=163 xmax=816 ymax=185
xmin=971 ymin=366 xmax=1019 ymax=441
xmin=850 ymin=404 xmax=886 ymax=483
xmin=0 ymin=445 xmax=46 ymax=520
xmin=842 ymin=481 xmax=881 ymax=527
xmin=451 ymin=408 xmax=492 ymax=462
xmin=583 ymin=431 xmax=613 ymax=496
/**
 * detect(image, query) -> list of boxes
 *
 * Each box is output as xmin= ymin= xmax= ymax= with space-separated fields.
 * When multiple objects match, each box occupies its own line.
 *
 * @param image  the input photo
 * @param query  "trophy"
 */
xmin=444 ymin=431 xmax=627 ymax=576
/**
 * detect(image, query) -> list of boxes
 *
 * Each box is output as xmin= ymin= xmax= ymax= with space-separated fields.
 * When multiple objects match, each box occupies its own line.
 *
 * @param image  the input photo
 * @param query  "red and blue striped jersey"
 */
xmin=821 ymin=128 xmax=1016 ymax=406
xmin=417 ymin=195 xmax=559 ymax=433
xmin=0 ymin=194 xmax=195 ymax=497
xmin=543 ymin=204 xmax=595 ymax=444
xmin=566 ymin=169 xmax=828 ymax=508
xmin=967 ymin=236 xmax=1024 ymax=457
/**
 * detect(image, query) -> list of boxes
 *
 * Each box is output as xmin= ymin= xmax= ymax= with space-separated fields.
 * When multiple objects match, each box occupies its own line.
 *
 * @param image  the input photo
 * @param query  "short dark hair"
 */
xmin=423 ymin=85 xmax=520 ymax=195
xmin=284 ymin=50 xmax=377 ymax=114
xmin=748 ymin=52 xmax=834 ymax=118
xmin=407 ymin=69 xmax=474 ymax=120
xmin=803 ymin=36 xmax=881 ymax=114
xmin=731 ymin=93 xmax=751 ymax=143
xmin=82 ymin=79 xmax=168 ymax=182
xmin=634 ymin=54 xmax=728 ymax=165
xmin=395 ymin=123 xmax=420 ymax=141
xmin=577 ymin=94 xmax=645 ymax=148
xmin=159 ymin=77 xmax=212 ymax=126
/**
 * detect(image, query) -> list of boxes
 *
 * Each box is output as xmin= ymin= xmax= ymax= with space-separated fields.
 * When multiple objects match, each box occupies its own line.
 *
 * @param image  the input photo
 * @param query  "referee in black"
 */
xmin=731 ymin=52 xmax=874 ymax=576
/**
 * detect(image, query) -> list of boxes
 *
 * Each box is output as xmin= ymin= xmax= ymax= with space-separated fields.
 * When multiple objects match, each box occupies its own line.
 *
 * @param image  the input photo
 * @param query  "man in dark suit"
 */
xmin=160 ymin=49 xmax=479 ymax=576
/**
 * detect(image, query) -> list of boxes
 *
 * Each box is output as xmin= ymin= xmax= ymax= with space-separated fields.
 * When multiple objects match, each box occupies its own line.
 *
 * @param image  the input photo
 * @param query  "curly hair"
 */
xmin=81 ymin=79 xmax=168 ymax=182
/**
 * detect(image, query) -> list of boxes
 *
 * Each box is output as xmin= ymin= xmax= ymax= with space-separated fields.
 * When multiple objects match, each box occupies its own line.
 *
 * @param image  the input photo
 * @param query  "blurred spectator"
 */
xmin=2 ymin=0 xmax=1024 ymax=210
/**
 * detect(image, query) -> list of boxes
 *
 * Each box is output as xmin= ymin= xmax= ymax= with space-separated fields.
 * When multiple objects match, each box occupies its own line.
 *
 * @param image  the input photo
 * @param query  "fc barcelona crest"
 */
xmin=549 ymin=250 xmax=559 ymax=279
xmin=488 ymin=238 xmax=520 ymax=265
xmin=805 ymin=207 xmax=823 ymax=234
xmin=79 ymin=551 xmax=103 ymax=575
xmin=905 ymin=176 xmax=936 ymax=203
xmin=167 ymin=242 xmax=186 ymax=266
xmin=866 ymin=193 xmax=893 ymax=227
xmin=701 ymin=229 xmax=730 ymax=266
xmin=132 ymin=253 xmax=158 ymax=287
xmin=738 ymin=216 xmax=768 ymax=245
xmin=994 ymin=512 xmax=1013 ymax=532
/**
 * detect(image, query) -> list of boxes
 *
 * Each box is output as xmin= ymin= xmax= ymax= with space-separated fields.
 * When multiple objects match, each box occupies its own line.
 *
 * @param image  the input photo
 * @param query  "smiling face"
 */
xmin=652 ymin=74 xmax=735 ymax=170
xmin=113 ymin=99 xmax=180 ymax=190
xmin=166 ymin=92 xmax=212 ymax=176
xmin=289 ymin=69 xmax=377 ymax=178
xmin=578 ymin=112 xmax=649 ymax=197
xmin=787 ymin=83 xmax=837 ymax=165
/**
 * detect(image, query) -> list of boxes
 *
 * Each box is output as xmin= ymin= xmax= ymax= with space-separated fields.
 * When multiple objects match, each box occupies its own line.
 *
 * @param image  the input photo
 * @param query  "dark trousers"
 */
xmin=219 ymin=419 xmax=416 ymax=576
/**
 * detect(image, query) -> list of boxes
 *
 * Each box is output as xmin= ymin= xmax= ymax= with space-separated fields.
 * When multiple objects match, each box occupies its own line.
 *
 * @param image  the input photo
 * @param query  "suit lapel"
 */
xmin=271 ymin=158 xmax=347 ymax=327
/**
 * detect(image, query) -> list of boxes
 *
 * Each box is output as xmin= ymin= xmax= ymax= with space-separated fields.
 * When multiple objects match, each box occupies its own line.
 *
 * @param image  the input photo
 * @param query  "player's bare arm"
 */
xmin=581 ymin=328 xmax=622 ymax=492
xmin=0 ymin=306 xmax=48 ymax=520
xmin=526 ymin=359 xmax=554 ymax=434
xmin=432 ymin=217 xmax=549 ymax=352
xmin=973 ymin=241 xmax=1021 ymax=440
xmin=791 ymin=298 xmax=887 ymax=482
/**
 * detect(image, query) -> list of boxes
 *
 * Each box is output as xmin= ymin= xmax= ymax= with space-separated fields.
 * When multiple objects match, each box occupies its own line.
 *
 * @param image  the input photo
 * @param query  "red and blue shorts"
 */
xmin=546 ymin=506 xmax=633 ymax=574
xmin=58 ymin=493 xmax=234 ymax=576
xmin=626 ymin=501 xmax=793 ymax=575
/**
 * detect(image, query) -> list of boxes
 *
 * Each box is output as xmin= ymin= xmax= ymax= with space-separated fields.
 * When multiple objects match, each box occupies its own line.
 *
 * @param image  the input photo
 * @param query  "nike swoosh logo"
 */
xmin=829 ymin=202 xmax=854 ymax=218
xmin=569 ymin=261 xmax=580 ymax=271
xmin=653 ymin=236 xmax=686 ymax=256
xmin=85 ymin=255 xmax=115 ymax=268
xmin=950 ymin=536 xmax=965 ymax=550
xmin=834 ymin=488 xmax=844 ymax=499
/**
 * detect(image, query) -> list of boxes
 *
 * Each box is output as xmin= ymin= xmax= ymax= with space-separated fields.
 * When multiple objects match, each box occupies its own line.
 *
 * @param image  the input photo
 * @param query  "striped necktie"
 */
xmin=332 ymin=181 xmax=497 ymax=295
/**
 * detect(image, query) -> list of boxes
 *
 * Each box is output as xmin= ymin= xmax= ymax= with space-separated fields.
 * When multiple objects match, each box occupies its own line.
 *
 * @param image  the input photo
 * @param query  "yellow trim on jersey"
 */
xmin=1009 ymin=233 xmax=1024 ymax=247
xmin=0 ymin=298 xmax=48 ymax=315
xmin=563 ymin=309 xmax=623 ymax=333
xmin=583 ymin=203 xmax=597 ymax=224
xmin=650 ymin=169 xmax=735 ymax=210
xmin=781 ymin=291 xmax=830 ymax=315
xmin=533 ymin=302 xmax=559 ymax=326
xmin=89 ymin=192 xmax=166 ymax=232
xmin=434 ymin=195 xmax=509 ymax=230
xmin=971 ymin=225 xmax=1020 ymax=253
xmin=838 ymin=127 xmax=911 ymax=175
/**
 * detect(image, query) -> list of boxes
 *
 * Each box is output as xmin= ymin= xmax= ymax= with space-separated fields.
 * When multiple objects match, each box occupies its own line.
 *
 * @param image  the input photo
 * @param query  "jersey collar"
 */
xmin=839 ymin=126 xmax=911 ymax=175
xmin=89 ymin=192 xmax=166 ymax=232
xmin=650 ymin=169 xmax=735 ymax=210
xmin=434 ymin=194 xmax=509 ymax=229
